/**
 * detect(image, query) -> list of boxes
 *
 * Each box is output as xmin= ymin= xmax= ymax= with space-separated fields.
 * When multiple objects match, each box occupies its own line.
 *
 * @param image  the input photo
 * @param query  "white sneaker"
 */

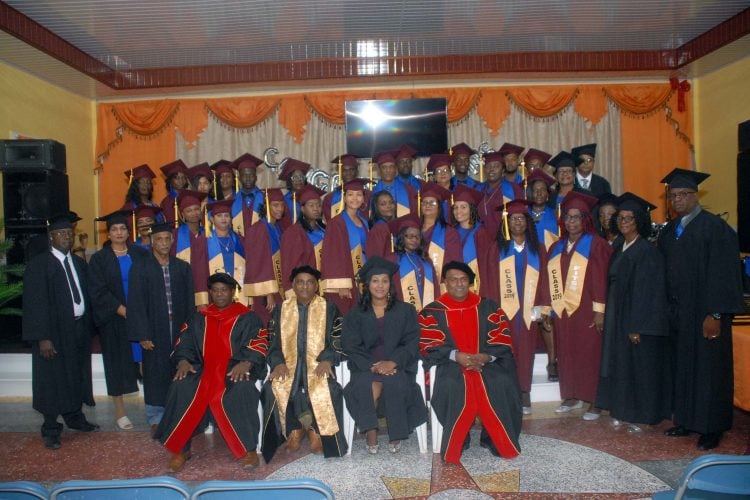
xmin=611 ymin=419 xmax=623 ymax=427
xmin=554 ymin=400 xmax=584 ymax=413
xmin=627 ymin=424 xmax=643 ymax=433
xmin=522 ymin=406 xmax=532 ymax=415
xmin=582 ymin=411 xmax=601 ymax=421
xmin=205 ymin=422 xmax=214 ymax=434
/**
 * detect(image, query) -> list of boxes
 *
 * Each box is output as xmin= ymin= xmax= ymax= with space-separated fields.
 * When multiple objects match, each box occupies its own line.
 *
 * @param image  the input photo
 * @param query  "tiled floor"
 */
xmin=0 ymin=394 xmax=748 ymax=499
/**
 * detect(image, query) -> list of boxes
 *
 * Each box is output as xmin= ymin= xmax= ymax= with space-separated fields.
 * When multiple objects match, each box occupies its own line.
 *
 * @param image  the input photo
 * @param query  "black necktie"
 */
xmin=63 ymin=256 xmax=82 ymax=304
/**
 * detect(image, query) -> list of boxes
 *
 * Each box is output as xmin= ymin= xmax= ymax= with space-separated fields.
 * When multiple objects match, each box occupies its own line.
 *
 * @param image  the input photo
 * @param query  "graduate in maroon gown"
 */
xmin=388 ymin=215 xmax=440 ymax=311
xmin=244 ymin=188 xmax=286 ymax=324
xmin=321 ymin=179 xmax=369 ymax=314
xmin=156 ymin=273 xmax=268 ymax=472
xmin=476 ymin=152 xmax=524 ymax=238
xmin=211 ymin=159 xmax=236 ymax=201
xmin=547 ymin=191 xmax=612 ymax=420
xmin=484 ymin=200 xmax=551 ymax=414
xmin=278 ymin=158 xmax=310 ymax=230
xmin=420 ymin=182 xmax=461 ymax=293
xmin=364 ymin=190 xmax=396 ymax=260
xmin=280 ymin=185 xmax=326 ymax=297
xmin=158 ymin=159 xmax=189 ymax=224
xmin=451 ymin=185 xmax=492 ymax=296
xmin=323 ymin=154 xmax=371 ymax=222
xmin=122 ymin=164 xmax=165 ymax=223
xmin=173 ymin=190 xmax=209 ymax=307
xmin=419 ymin=262 xmax=522 ymax=464
xmin=230 ymin=153 xmax=265 ymax=237
xmin=371 ymin=150 xmax=418 ymax=218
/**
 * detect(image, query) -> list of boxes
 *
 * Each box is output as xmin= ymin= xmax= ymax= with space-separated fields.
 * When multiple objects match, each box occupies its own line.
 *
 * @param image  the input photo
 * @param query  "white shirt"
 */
xmin=51 ymin=247 xmax=86 ymax=317
xmin=577 ymin=173 xmax=593 ymax=189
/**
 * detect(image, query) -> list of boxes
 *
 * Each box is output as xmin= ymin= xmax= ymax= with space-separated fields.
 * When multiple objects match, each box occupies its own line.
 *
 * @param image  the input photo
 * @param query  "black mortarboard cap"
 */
xmin=149 ymin=222 xmax=174 ymax=235
xmin=660 ymin=168 xmax=710 ymax=191
xmin=617 ymin=192 xmax=657 ymax=213
xmin=48 ymin=213 xmax=74 ymax=231
xmin=441 ymin=261 xmax=476 ymax=284
xmin=208 ymin=272 xmax=240 ymax=290
xmin=96 ymin=209 xmax=131 ymax=230
xmin=356 ymin=256 xmax=398 ymax=282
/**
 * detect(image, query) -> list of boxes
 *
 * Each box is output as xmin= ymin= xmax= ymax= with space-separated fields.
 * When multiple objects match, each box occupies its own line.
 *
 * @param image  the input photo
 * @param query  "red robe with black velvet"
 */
xmin=156 ymin=302 xmax=268 ymax=458
xmin=419 ymin=292 xmax=522 ymax=464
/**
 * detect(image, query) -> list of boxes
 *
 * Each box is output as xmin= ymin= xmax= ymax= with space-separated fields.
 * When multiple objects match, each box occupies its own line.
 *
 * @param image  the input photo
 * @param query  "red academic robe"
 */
xmin=548 ymin=233 xmax=612 ymax=403
xmin=321 ymin=212 xmax=367 ymax=314
xmin=484 ymin=240 xmax=551 ymax=392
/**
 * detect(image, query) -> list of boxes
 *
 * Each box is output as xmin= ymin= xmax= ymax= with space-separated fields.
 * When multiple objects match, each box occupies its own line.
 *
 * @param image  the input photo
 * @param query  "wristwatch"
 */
xmin=709 ymin=313 xmax=722 ymax=320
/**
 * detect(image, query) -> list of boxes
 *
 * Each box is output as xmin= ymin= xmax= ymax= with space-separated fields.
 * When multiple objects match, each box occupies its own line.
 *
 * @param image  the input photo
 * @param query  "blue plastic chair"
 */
xmin=0 ymin=481 xmax=49 ymax=499
xmin=653 ymin=454 xmax=750 ymax=499
xmin=189 ymin=479 xmax=334 ymax=499
xmin=50 ymin=476 xmax=190 ymax=500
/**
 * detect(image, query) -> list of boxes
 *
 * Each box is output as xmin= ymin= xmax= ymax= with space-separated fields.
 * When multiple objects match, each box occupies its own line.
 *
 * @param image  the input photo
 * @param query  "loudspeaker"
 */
xmin=2 ymin=170 xmax=69 ymax=226
xmin=738 ymin=150 xmax=750 ymax=253
xmin=740 ymin=119 xmax=750 ymax=153
xmin=3 ymin=226 xmax=49 ymax=267
xmin=0 ymin=139 xmax=66 ymax=173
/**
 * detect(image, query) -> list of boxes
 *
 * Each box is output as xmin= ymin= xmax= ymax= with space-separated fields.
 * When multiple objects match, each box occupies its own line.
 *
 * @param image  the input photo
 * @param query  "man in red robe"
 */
xmin=419 ymin=261 xmax=522 ymax=464
xmin=155 ymin=272 xmax=268 ymax=472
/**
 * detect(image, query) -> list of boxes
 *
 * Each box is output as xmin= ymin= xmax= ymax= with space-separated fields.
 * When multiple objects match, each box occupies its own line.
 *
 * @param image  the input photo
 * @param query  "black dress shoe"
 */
xmin=664 ymin=425 xmax=690 ymax=437
xmin=697 ymin=432 xmax=722 ymax=450
xmin=43 ymin=435 xmax=61 ymax=450
xmin=68 ymin=420 xmax=100 ymax=432
xmin=479 ymin=440 xmax=501 ymax=457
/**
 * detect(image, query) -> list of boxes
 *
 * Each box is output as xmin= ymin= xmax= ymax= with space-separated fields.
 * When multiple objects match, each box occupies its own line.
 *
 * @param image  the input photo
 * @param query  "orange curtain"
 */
xmin=305 ymin=91 xmax=376 ymax=124
xmin=173 ymin=99 xmax=209 ymax=148
xmin=206 ymin=97 xmax=280 ymax=128
xmin=604 ymin=84 xmax=673 ymax=116
xmin=476 ymin=88 xmax=510 ymax=136
xmin=415 ymin=88 xmax=481 ymax=123
xmin=507 ymin=86 xmax=579 ymax=118
xmin=111 ymin=100 xmax=179 ymax=136
xmin=575 ymin=86 xmax=609 ymax=125
xmin=277 ymin=94 xmax=310 ymax=143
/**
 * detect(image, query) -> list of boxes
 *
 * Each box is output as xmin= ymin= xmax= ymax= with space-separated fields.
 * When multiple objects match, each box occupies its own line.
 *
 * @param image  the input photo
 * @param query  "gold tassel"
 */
xmin=265 ymin=189 xmax=271 ymax=221
xmin=128 ymin=169 xmax=134 ymax=188
xmin=293 ymin=191 xmax=297 ymax=224
xmin=132 ymin=210 xmax=136 ymax=243
xmin=173 ymin=198 xmax=179 ymax=228
xmin=212 ymin=171 xmax=218 ymax=200
xmin=449 ymin=146 xmax=453 ymax=156
xmin=338 ymin=157 xmax=344 ymax=214
xmin=521 ymin=160 xmax=527 ymax=193
xmin=205 ymin=207 xmax=212 ymax=238
xmin=417 ymin=188 xmax=421 ymax=217
xmin=479 ymin=154 xmax=484 ymax=184
xmin=234 ymin=171 xmax=239 ymax=193
xmin=390 ymin=234 xmax=394 ymax=253
xmin=502 ymin=203 xmax=510 ymax=241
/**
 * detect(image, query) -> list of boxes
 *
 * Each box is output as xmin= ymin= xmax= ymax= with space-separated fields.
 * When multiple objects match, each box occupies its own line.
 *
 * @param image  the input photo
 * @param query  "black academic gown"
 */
xmin=419 ymin=293 xmax=522 ymax=463
xmin=88 ymin=244 xmax=148 ymax=396
xmin=341 ymin=301 xmax=427 ymax=442
xmin=596 ymin=238 xmax=671 ymax=425
xmin=575 ymin=173 xmax=612 ymax=197
xmin=127 ymin=253 xmax=195 ymax=407
xmin=261 ymin=298 xmax=347 ymax=462
xmin=156 ymin=303 xmax=268 ymax=457
xmin=657 ymin=209 xmax=745 ymax=434
xmin=22 ymin=251 xmax=95 ymax=415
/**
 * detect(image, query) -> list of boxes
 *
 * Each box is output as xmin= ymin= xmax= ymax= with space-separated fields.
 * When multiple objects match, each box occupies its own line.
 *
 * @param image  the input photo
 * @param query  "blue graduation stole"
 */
xmin=175 ymin=223 xmax=204 ymax=263
xmin=207 ymin=231 xmax=245 ymax=286
xmin=533 ymin=206 xmax=560 ymax=250
xmin=451 ymin=176 xmax=479 ymax=189
xmin=425 ymin=222 xmax=447 ymax=279
xmin=401 ymin=175 xmax=421 ymax=191
xmin=398 ymin=252 xmax=435 ymax=310
xmin=548 ymin=233 xmax=593 ymax=317
xmin=373 ymin=178 xmax=411 ymax=217
xmin=457 ymin=224 xmax=481 ymax=291
xmin=343 ymin=210 xmax=368 ymax=277
xmin=499 ymin=243 xmax=540 ymax=328
xmin=305 ymin=226 xmax=326 ymax=270
xmin=284 ymin=191 xmax=301 ymax=224
xmin=477 ymin=179 xmax=517 ymax=204
xmin=231 ymin=187 xmax=263 ymax=235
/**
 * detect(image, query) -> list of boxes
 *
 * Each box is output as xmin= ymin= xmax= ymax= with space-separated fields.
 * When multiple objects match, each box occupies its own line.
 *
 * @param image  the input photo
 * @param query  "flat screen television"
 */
xmin=345 ymin=98 xmax=448 ymax=158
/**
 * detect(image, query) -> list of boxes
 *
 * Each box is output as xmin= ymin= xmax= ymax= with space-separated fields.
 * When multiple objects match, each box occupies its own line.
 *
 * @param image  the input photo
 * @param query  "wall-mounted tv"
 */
xmin=345 ymin=98 xmax=448 ymax=158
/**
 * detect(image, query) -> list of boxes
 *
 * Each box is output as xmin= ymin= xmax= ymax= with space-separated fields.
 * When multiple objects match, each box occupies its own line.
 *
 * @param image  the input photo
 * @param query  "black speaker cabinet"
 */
xmin=738 ymin=150 xmax=750 ymax=253
xmin=2 ymin=170 xmax=69 ymax=226
xmin=740 ymin=119 xmax=750 ymax=153
xmin=3 ymin=226 xmax=49 ymax=267
xmin=0 ymin=139 xmax=66 ymax=173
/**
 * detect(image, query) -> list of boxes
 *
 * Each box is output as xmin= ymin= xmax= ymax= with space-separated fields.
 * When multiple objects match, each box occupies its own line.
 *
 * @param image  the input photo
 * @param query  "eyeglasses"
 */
xmin=668 ymin=191 xmax=695 ymax=200
xmin=290 ymin=174 xmax=306 ymax=181
xmin=421 ymin=199 xmax=439 ymax=206
xmin=616 ymin=215 xmax=635 ymax=223
xmin=508 ymin=215 xmax=526 ymax=222
xmin=563 ymin=214 xmax=583 ymax=221
xmin=581 ymin=158 xmax=594 ymax=164
xmin=434 ymin=167 xmax=451 ymax=175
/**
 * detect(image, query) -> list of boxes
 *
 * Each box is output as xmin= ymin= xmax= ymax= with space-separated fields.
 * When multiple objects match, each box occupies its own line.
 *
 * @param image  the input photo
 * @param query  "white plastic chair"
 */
xmin=428 ymin=365 xmax=443 ymax=453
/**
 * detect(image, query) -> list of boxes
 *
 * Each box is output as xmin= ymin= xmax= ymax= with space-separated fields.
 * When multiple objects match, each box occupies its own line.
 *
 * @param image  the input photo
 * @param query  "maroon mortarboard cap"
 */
xmin=388 ymin=214 xmax=421 ymax=236
xmin=264 ymin=188 xmax=285 ymax=203
xmin=450 ymin=142 xmax=475 ymax=157
xmin=210 ymin=159 xmax=233 ymax=176
xmin=48 ymin=213 xmax=74 ymax=231
xmin=660 ymin=167 xmax=710 ymax=191
xmin=186 ymin=162 xmax=212 ymax=183
xmin=452 ymin=185 xmax=483 ymax=206
xmin=344 ymin=178 xmax=368 ymax=192
xmin=278 ymin=158 xmax=311 ymax=181
xmin=159 ymin=159 xmax=188 ymax=178
xmin=426 ymin=154 xmax=453 ymax=173
xmin=297 ymin=185 xmax=326 ymax=205
xmin=503 ymin=199 xmax=533 ymax=216
xmin=483 ymin=151 xmax=505 ymax=165
xmin=395 ymin=144 xmax=418 ymax=160
xmin=208 ymin=199 xmax=234 ymax=216
xmin=523 ymin=148 xmax=552 ymax=166
xmin=597 ymin=192 xmax=619 ymax=208
xmin=499 ymin=143 xmax=524 ymax=157
xmin=617 ymin=192 xmax=658 ymax=213
xmin=233 ymin=153 xmax=263 ymax=171
xmin=331 ymin=154 xmax=359 ymax=167
xmin=571 ymin=143 xmax=597 ymax=162
xmin=177 ymin=190 xmax=208 ymax=211
xmin=561 ymin=191 xmax=598 ymax=213
xmin=525 ymin=169 xmax=555 ymax=188
xmin=134 ymin=204 xmax=163 ymax=220
xmin=374 ymin=150 xmax=396 ymax=165
xmin=420 ymin=183 xmax=451 ymax=202
xmin=549 ymin=151 xmax=576 ymax=170
xmin=96 ymin=209 xmax=131 ymax=230
xmin=126 ymin=164 xmax=156 ymax=181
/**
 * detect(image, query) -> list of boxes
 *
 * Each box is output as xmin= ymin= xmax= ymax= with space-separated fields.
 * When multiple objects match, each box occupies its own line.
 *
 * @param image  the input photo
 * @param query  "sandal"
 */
xmin=546 ymin=363 xmax=559 ymax=382
xmin=116 ymin=416 xmax=133 ymax=430
xmin=388 ymin=441 xmax=401 ymax=453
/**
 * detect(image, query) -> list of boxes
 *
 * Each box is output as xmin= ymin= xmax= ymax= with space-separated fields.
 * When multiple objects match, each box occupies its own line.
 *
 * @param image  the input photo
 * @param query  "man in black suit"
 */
xmin=22 ymin=214 xmax=99 ymax=450
xmin=571 ymin=144 xmax=612 ymax=197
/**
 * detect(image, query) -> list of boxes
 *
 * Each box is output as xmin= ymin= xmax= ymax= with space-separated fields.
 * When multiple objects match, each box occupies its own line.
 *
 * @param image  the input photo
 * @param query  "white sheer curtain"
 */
xmin=176 ymin=101 xmax=622 ymax=193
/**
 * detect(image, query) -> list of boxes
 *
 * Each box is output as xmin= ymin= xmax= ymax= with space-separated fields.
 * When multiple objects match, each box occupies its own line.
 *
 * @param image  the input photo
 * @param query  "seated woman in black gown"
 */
xmin=342 ymin=256 xmax=427 ymax=454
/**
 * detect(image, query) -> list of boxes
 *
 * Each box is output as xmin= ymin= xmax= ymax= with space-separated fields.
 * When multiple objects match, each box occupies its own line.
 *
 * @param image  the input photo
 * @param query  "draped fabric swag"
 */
xmin=96 ymin=84 xmax=692 ymax=222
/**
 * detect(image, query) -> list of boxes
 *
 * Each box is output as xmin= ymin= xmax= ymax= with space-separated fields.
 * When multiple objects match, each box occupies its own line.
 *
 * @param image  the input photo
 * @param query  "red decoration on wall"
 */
xmin=670 ymin=78 xmax=691 ymax=113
